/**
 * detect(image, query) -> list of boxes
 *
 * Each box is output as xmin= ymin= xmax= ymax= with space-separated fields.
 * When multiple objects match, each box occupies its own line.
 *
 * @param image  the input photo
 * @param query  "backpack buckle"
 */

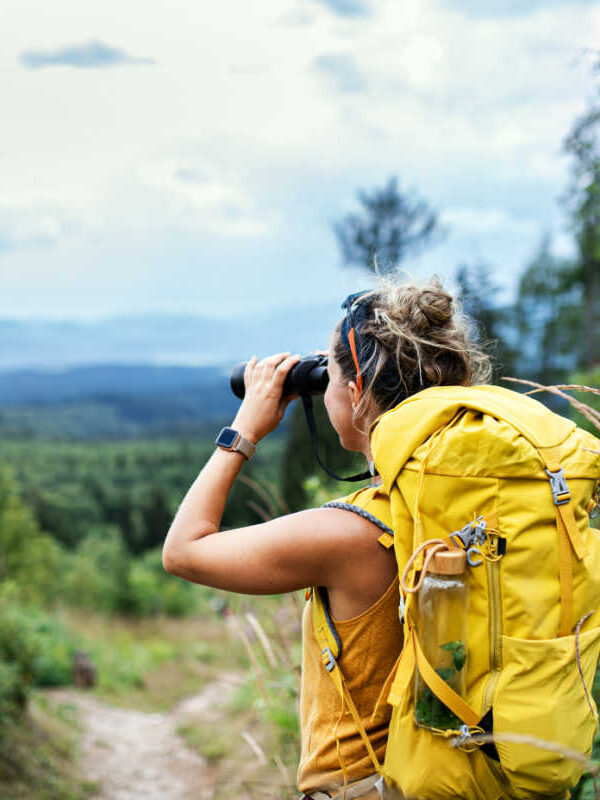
xmin=450 ymin=516 xmax=487 ymax=550
xmin=456 ymin=724 xmax=472 ymax=745
xmin=322 ymin=647 xmax=336 ymax=672
xmin=545 ymin=467 xmax=571 ymax=506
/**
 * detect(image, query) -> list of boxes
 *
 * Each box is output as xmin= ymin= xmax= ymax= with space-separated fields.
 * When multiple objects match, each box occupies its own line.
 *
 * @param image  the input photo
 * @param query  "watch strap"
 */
xmin=215 ymin=427 xmax=256 ymax=460
xmin=233 ymin=433 xmax=256 ymax=460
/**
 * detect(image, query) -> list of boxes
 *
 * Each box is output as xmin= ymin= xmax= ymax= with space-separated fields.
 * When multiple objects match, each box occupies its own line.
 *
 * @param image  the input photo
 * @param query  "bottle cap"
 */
xmin=431 ymin=548 xmax=467 ymax=575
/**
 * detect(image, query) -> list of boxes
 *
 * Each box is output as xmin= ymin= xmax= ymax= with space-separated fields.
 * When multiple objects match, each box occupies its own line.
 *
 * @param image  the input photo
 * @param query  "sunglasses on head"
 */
xmin=341 ymin=290 xmax=371 ymax=394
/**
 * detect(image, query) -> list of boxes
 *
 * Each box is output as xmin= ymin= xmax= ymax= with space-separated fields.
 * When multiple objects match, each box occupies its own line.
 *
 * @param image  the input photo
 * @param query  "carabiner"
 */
xmin=467 ymin=546 xmax=483 ymax=567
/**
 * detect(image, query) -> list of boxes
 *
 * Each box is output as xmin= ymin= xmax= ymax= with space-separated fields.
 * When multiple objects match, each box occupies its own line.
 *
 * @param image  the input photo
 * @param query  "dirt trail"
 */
xmin=48 ymin=673 xmax=241 ymax=800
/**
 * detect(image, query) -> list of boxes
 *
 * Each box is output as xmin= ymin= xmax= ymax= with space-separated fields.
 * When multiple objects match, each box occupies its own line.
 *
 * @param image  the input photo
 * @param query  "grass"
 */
xmin=61 ymin=597 xmax=304 ymax=797
xmin=1 ymin=596 xmax=303 ymax=799
xmin=176 ymin=723 xmax=229 ymax=763
xmin=0 ymin=692 xmax=98 ymax=800
xmin=62 ymin=608 xmax=250 ymax=711
xmin=176 ymin=595 xmax=303 ymax=799
xmin=177 ymin=676 xmax=299 ymax=800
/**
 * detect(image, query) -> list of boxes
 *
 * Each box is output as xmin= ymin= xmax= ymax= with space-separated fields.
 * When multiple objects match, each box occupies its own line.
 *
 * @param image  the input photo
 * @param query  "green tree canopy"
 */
xmin=562 ymin=61 xmax=600 ymax=368
xmin=512 ymin=237 xmax=582 ymax=385
xmin=454 ymin=262 xmax=518 ymax=381
xmin=334 ymin=177 xmax=441 ymax=274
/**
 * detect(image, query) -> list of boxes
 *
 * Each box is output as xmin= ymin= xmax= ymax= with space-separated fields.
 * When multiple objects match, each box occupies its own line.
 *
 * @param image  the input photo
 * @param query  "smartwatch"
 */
xmin=215 ymin=427 xmax=256 ymax=460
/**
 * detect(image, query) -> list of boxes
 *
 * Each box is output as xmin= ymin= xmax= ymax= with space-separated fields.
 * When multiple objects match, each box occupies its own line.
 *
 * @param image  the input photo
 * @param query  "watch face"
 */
xmin=217 ymin=427 xmax=238 ymax=448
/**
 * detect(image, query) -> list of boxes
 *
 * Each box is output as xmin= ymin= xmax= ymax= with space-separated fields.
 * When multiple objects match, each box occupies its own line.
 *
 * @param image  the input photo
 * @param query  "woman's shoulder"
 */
xmin=313 ymin=486 xmax=397 ymax=618
xmin=321 ymin=484 xmax=393 ymax=537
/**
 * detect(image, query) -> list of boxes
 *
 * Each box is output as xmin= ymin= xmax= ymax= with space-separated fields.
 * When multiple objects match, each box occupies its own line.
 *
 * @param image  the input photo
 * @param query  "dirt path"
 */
xmin=48 ymin=673 xmax=241 ymax=800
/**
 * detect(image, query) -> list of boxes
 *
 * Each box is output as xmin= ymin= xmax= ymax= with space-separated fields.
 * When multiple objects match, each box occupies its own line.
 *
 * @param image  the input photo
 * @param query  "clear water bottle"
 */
xmin=414 ymin=548 xmax=468 ymax=730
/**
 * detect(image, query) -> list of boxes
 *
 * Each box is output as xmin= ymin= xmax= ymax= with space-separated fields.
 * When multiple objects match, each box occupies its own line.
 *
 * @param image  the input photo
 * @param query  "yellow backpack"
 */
xmin=314 ymin=384 xmax=600 ymax=799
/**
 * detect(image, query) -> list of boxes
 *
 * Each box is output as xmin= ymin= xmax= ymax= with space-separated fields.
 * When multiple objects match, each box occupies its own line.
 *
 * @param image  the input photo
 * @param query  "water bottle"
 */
xmin=414 ymin=547 xmax=468 ymax=730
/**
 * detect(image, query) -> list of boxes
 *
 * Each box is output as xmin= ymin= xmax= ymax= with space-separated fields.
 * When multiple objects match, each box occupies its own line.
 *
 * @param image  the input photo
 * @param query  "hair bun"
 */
xmin=332 ymin=274 xmax=491 ymax=424
xmin=415 ymin=286 xmax=453 ymax=328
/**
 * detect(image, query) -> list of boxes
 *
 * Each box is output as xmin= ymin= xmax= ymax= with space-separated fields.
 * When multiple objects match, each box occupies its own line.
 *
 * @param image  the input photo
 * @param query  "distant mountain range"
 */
xmin=0 ymin=364 xmax=242 ymax=439
xmin=0 ymin=308 xmax=340 ymax=438
xmin=0 ymin=306 xmax=340 ymax=371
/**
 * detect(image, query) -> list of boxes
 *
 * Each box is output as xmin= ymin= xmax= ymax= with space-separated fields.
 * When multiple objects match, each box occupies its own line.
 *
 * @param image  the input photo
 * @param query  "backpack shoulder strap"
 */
xmin=311 ymin=587 xmax=381 ymax=775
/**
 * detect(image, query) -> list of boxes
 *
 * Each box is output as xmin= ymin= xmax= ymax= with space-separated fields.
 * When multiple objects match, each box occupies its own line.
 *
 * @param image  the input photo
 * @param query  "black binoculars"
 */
xmin=230 ymin=354 xmax=329 ymax=399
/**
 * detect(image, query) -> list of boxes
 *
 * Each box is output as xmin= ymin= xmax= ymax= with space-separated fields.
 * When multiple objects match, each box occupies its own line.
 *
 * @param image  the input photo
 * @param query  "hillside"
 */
xmin=0 ymin=364 xmax=240 ymax=439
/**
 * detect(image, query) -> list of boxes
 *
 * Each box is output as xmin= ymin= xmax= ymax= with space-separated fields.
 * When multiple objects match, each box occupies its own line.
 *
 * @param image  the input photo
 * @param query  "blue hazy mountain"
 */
xmin=0 ymin=306 xmax=340 ymax=371
xmin=0 ymin=307 xmax=340 ymax=438
xmin=0 ymin=363 xmax=240 ymax=439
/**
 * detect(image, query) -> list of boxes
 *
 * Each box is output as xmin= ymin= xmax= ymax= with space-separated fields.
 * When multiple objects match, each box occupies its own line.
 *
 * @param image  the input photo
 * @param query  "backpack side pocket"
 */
xmin=492 ymin=625 xmax=600 ymax=798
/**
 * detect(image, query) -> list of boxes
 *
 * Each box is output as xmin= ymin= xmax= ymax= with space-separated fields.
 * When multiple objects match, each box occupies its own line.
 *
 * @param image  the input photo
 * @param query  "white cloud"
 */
xmin=397 ymin=34 xmax=444 ymax=88
xmin=20 ymin=39 xmax=155 ymax=69
xmin=438 ymin=0 xmax=598 ymax=20
xmin=309 ymin=0 xmax=372 ymax=18
xmin=313 ymin=52 xmax=367 ymax=93
xmin=0 ymin=199 xmax=86 ymax=252
xmin=551 ymin=231 xmax=578 ymax=259
xmin=137 ymin=160 xmax=272 ymax=237
xmin=441 ymin=207 xmax=537 ymax=236
xmin=0 ymin=0 xmax=597 ymax=316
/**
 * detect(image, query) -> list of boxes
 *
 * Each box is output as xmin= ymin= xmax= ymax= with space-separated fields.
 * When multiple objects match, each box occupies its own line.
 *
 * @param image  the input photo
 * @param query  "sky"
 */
xmin=1 ymin=0 xmax=599 ymax=321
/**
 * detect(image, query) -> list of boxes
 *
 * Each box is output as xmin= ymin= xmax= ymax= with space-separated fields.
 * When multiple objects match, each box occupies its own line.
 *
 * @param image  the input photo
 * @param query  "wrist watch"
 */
xmin=215 ymin=427 xmax=256 ymax=460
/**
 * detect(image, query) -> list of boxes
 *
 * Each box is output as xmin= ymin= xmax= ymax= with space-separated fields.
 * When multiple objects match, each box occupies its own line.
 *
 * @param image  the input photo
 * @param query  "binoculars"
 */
xmin=230 ymin=354 xmax=329 ymax=399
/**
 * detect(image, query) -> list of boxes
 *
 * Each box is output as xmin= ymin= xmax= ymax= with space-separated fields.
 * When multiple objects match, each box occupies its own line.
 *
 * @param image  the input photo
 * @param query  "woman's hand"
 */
xmin=232 ymin=352 xmax=301 ymax=443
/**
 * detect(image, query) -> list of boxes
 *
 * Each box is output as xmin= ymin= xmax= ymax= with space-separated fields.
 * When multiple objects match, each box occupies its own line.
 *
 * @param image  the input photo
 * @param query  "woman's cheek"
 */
xmin=324 ymin=391 xmax=342 ymax=436
xmin=323 ymin=388 xmax=333 ymax=420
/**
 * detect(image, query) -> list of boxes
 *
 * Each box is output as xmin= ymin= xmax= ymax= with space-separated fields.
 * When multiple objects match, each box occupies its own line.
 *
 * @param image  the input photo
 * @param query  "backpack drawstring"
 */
xmin=400 ymin=538 xmax=451 ymax=595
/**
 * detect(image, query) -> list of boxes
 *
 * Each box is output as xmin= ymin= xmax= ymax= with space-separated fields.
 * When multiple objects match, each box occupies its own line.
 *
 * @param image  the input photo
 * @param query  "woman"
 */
xmin=162 ymin=277 xmax=490 ymax=799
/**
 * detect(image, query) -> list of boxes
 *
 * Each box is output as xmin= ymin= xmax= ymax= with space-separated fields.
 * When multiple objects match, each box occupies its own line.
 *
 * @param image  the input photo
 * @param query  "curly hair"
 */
xmin=332 ymin=275 xmax=491 ymax=425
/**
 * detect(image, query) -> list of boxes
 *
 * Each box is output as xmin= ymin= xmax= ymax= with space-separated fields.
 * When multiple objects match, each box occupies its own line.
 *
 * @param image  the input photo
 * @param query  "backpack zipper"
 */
xmin=482 ymin=543 xmax=502 ymax=712
xmin=450 ymin=517 xmax=504 ymax=714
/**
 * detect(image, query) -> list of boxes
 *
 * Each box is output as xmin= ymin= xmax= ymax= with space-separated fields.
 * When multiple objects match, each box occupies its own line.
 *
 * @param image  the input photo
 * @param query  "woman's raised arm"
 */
xmin=163 ymin=500 xmax=381 ymax=595
xmin=162 ymin=351 xmax=394 ymax=607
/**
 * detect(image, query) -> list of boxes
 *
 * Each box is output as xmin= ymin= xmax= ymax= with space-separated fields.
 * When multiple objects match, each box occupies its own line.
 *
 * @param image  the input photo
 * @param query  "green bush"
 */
xmin=0 ymin=592 xmax=80 ymax=728
xmin=0 ymin=659 xmax=25 ymax=720
xmin=0 ymin=592 xmax=80 ymax=697
xmin=29 ymin=614 xmax=78 ymax=688
xmin=128 ymin=548 xmax=206 ymax=617
xmin=60 ymin=527 xmax=131 ymax=614
xmin=59 ymin=531 xmax=205 ymax=618
xmin=0 ymin=465 xmax=63 ymax=606
xmin=0 ymin=599 xmax=33 ymax=721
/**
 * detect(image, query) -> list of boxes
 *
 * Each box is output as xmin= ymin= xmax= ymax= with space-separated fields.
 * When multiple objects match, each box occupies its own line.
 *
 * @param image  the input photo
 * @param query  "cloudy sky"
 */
xmin=1 ymin=0 xmax=598 ymax=320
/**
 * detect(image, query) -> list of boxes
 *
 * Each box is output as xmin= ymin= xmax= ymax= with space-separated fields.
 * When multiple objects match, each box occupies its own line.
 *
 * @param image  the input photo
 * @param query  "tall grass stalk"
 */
xmin=503 ymin=378 xmax=600 ymax=432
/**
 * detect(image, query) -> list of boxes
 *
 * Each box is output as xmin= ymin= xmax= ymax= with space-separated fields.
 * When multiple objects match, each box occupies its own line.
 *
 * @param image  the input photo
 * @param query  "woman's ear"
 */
xmin=348 ymin=381 xmax=361 ymax=411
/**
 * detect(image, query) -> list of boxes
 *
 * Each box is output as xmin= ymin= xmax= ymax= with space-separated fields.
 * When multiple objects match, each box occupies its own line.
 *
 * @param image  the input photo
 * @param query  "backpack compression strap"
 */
xmin=387 ymin=624 xmax=481 ymax=729
xmin=537 ymin=445 xmax=587 ymax=636
xmin=311 ymin=587 xmax=382 ymax=775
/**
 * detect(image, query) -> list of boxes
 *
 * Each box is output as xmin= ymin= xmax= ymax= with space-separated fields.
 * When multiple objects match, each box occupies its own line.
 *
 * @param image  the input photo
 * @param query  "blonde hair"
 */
xmin=333 ymin=275 xmax=491 ymax=424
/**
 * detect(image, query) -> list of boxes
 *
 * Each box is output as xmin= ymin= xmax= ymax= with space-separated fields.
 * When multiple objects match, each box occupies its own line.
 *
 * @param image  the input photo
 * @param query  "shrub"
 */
xmin=0 ymin=591 xmax=35 ymax=720
xmin=29 ymin=613 xmax=78 ymax=688
xmin=0 ymin=590 xmax=80 ymax=698
xmin=60 ymin=527 xmax=131 ymax=614
xmin=0 ymin=592 xmax=80 ymax=730
xmin=0 ymin=465 xmax=63 ymax=606
xmin=128 ymin=548 xmax=206 ymax=617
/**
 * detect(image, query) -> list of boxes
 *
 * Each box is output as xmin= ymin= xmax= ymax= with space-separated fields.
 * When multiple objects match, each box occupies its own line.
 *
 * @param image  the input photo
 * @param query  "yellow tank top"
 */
xmin=297 ymin=487 xmax=402 ymax=794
